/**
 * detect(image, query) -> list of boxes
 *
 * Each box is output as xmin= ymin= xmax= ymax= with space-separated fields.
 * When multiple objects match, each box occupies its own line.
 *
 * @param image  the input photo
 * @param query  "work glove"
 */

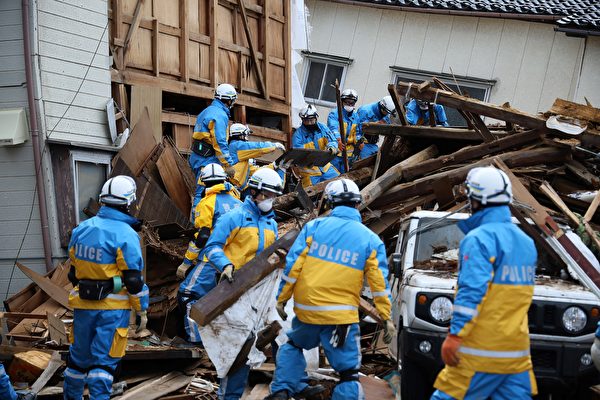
xmin=336 ymin=137 xmax=346 ymax=151
xmin=591 ymin=337 xmax=600 ymax=371
xmin=135 ymin=311 xmax=148 ymax=333
xmin=276 ymin=302 xmax=288 ymax=321
xmin=176 ymin=262 xmax=191 ymax=280
xmin=274 ymin=142 xmax=286 ymax=151
xmin=327 ymin=146 xmax=337 ymax=155
xmin=441 ymin=334 xmax=462 ymax=367
xmin=383 ymin=319 xmax=397 ymax=344
xmin=219 ymin=264 xmax=234 ymax=283
xmin=225 ymin=166 xmax=236 ymax=178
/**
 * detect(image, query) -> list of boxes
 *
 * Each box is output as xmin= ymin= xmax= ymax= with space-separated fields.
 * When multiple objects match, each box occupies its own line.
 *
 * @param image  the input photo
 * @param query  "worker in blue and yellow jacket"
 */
xmin=177 ymin=163 xmax=242 ymax=281
xmin=0 ymin=364 xmax=16 ymax=400
xmin=189 ymin=83 xmax=237 ymax=181
xmin=327 ymin=89 xmax=361 ymax=173
xmin=64 ymin=175 xmax=149 ymax=400
xmin=227 ymin=123 xmax=286 ymax=196
xmin=356 ymin=96 xmax=395 ymax=159
xmin=293 ymin=104 xmax=339 ymax=187
xmin=431 ymin=166 xmax=538 ymax=400
xmin=181 ymin=168 xmax=282 ymax=400
xmin=266 ymin=178 xmax=396 ymax=400
xmin=406 ymin=98 xmax=449 ymax=127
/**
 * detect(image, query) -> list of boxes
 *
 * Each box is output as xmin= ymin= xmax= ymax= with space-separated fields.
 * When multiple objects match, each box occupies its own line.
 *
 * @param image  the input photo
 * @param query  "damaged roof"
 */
xmin=355 ymin=0 xmax=600 ymax=32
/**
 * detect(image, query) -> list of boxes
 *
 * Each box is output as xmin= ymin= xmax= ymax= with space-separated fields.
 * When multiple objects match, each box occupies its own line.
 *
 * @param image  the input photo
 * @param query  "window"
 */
xmin=71 ymin=150 xmax=112 ymax=223
xmin=391 ymin=67 xmax=495 ymax=127
xmin=302 ymin=52 xmax=352 ymax=107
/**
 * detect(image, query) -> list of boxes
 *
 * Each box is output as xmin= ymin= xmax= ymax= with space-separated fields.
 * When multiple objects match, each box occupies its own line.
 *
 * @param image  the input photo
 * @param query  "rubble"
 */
xmin=3 ymin=79 xmax=600 ymax=398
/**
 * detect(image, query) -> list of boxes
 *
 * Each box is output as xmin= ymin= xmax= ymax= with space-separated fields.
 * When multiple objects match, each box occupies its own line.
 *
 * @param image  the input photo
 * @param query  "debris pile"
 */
xmin=4 ymin=80 xmax=600 ymax=398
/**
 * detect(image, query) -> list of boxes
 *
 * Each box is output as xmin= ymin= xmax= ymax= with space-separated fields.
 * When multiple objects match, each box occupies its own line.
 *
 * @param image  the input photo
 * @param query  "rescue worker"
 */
xmin=64 ymin=175 xmax=149 ymax=400
xmin=227 ymin=123 xmax=286 ymax=195
xmin=0 ymin=363 xmax=16 ymax=400
xmin=177 ymin=163 xmax=242 ymax=280
xmin=181 ymin=168 xmax=283 ymax=399
xmin=327 ymin=89 xmax=361 ymax=173
xmin=431 ymin=166 xmax=538 ymax=400
xmin=406 ymin=98 xmax=449 ymax=126
xmin=265 ymin=178 xmax=396 ymax=400
xmin=189 ymin=83 xmax=238 ymax=181
xmin=293 ymin=104 xmax=339 ymax=187
xmin=356 ymin=95 xmax=396 ymax=159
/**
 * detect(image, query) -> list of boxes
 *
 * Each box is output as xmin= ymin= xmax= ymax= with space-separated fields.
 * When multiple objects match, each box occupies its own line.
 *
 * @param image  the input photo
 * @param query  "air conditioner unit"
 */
xmin=0 ymin=108 xmax=29 ymax=146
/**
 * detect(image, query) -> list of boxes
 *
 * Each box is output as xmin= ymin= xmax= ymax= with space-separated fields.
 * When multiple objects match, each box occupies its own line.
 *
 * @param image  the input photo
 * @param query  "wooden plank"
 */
xmin=46 ymin=312 xmax=68 ymax=345
xmin=242 ymin=384 xmax=271 ymax=400
xmin=209 ymin=0 xmax=217 ymax=87
xmin=237 ymin=0 xmax=267 ymax=99
xmin=359 ymin=298 xmax=383 ymax=325
xmin=393 ymin=82 xmax=547 ymax=129
xmin=191 ymin=230 xmax=298 ymax=326
xmin=362 ymin=123 xmax=506 ymax=141
xmin=156 ymin=141 xmax=191 ymax=216
xmin=16 ymin=263 xmax=70 ymax=309
xmin=550 ymin=98 xmax=600 ymax=124
xmin=584 ymin=190 xmax=600 ymax=223
xmin=360 ymin=375 xmax=395 ymax=400
xmin=31 ymin=351 xmax=62 ymax=394
xmin=388 ymin=81 xmax=407 ymax=125
xmin=115 ymin=107 xmax=159 ymax=176
xmin=130 ymin=86 xmax=162 ymax=143
xmin=179 ymin=0 xmax=189 ymax=82
xmin=565 ymin=159 xmax=600 ymax=188
xmin=152 ymin=18 xmax=159 ymax=77
xmin=0 ymin=312 xmax=47 ymax=320
xmin=114 ymin=371 xmax=191 ymax=400
xmin=123 ymin=0 xmax=145 ymax=63
xmin=360 ymin=145 xmax=438 ymax=211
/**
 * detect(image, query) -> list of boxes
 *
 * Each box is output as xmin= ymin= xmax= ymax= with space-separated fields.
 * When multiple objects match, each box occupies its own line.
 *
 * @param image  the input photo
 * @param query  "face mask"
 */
xmin=344 ymin=105 xmax=354 ymax=113
xmin=257 ymin=198 xmax=274 ymax=212
xmin=305 ymin=124 xmax=318 ymax=132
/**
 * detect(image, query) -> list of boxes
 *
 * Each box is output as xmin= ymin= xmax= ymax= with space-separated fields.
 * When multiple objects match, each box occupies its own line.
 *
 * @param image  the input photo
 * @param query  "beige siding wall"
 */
xmin=37 ymin=0 xmax=112 ymax=145
xmin=305 ymin=0 xmax=598 ymax=119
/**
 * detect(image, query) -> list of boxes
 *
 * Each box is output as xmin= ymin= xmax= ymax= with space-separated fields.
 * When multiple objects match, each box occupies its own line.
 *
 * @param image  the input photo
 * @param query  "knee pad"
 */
xmin=339 ymin=369 xmax=359 ymax=383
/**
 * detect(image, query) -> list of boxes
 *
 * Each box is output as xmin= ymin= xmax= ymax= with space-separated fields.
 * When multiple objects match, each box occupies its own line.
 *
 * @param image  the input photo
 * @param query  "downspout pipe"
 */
xmin=22 ymin=0 xmax=53 ymax=271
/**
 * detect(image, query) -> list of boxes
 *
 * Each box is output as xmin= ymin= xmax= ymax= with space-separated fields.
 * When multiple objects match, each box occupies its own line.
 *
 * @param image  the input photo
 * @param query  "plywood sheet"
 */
xmin=156 ymin=142 xmax=191 ymax=216
xmin=130 ymin=85 xmax=162 ymax=142
xmin=116 ymin=107 xmax=159 ymax=175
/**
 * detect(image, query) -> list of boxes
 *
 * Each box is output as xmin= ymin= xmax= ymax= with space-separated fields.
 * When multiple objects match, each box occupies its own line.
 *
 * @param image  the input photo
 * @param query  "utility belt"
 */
xmin=191 ymin=140 xmax=215 ymax=157
xmin=78 ymin=277 xmax=122 ymax=301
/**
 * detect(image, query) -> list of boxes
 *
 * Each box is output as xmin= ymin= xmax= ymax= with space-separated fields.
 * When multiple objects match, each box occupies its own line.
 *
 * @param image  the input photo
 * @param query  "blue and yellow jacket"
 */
xmin=327 ymin=108 xmax=361 ymax=158
xmin=450 ymin=205 xmax=536 ymax=374
xmin=203 ymin=196 xmax=278 ymax=273
xmin=357 ymin=101 xmax=391 ymax=125
xmin=278 ymin=206 xmax=391 ymax=325
xmin=405 ymin=99 xmax=449 ymax=127
xmin=292 ymin=123 xmax=338 ymax=185
xmin=68 ymin=206 xmax=149 ymax=311
xmin=193 ymin=99 xmax=234 ymax=167
xmin=229 ymin=140 xmax=279 ymax=190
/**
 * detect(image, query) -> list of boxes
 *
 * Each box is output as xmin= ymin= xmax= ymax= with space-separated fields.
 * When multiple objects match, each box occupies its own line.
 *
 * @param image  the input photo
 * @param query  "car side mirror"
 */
xmin=392 ymin=252 xmax=402 ymax=277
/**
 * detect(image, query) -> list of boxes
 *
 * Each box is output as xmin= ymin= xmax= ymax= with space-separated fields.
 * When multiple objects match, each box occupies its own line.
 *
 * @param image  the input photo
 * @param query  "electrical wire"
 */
xmin=5 ymin=19 xmax=109 ymax=301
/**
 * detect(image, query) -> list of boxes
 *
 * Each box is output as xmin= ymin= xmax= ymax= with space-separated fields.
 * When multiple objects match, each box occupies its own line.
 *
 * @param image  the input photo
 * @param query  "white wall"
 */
xmin=304 ymin=0 xmax=599 ymax=121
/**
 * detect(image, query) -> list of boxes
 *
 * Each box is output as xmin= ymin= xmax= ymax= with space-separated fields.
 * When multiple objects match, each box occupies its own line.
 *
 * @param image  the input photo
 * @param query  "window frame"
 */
xmin=302 ymin=51 xmax=353 ymax=108
xmin=70 ymin=149 xmax=112 ymax=224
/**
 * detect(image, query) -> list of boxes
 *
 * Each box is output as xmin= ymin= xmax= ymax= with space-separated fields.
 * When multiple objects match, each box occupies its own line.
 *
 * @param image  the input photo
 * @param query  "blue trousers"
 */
xmin=64 ymin=309 xmax=130 ymax=400
xmin=179 ymin=261 xmax=219 ymax=343
xmin=218 ymin=364 xmax=251 ymax=400
xmin=189 ymin=153 xmax=221 ymax=180
xmin=431 ymin=369 xmax=535 ymax=400
xmin=270 ymin=318 xmax=364 ymax=400
xmin=359 ymin=143 xmax=378 ymax=159
xmin=0 ymin=364 xmax=16 ymax=400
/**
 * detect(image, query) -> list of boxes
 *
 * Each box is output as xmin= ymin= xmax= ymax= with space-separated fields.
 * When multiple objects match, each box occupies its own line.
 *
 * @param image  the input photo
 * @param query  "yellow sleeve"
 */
xmin=194 ymin=195 xmax=217 ymax=230
xmin=365 ymin=249 xmax=392 ymax=321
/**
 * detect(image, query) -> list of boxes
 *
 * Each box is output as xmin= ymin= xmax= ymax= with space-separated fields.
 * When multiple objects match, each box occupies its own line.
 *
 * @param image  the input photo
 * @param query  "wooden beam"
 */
xmin=156 ymin=141 xmax=191 ymax=216
xmin=179 ymin=0 xmax=189 ymax=82
xmin=360 ymin=145 xmax=438 ymax=210
xmin=584 ymin=190 xmax=600 ymax=223
xmin=565 ymin=160 xmax=600 ymax=188
xmin=550 ymin=98 xmax=600 ymax=124
xmin=115 ymin=372 xmax=191 ymax=400
xmin=393 ymin=82 xmax=547 ymax=129
xmin=362 ymin=123 xmax=507 ymax=141
xmin=387 ymin=85 xmax=407 ymax=125
xmin=209 ymin=0 xmax=218 ymax=87
xmin=152 ymin=18 xmax=159 ymax=77
xmin=401 ymin=130 xmax=542 ymax=181
xmin=16 ymin=263 xmax=70 ymax=310
xmin=432 ymin=77 xmax=476 ymax=131
xmin=190 ymin=230 xmax=299 ymax=326
xmin=123 ymin=0 xmax=145 ymax=64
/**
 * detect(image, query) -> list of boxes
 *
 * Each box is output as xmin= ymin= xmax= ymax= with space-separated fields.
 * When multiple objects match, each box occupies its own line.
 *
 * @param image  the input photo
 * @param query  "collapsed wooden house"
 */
xmin=3 ymin=79 xmax=600 ymax=398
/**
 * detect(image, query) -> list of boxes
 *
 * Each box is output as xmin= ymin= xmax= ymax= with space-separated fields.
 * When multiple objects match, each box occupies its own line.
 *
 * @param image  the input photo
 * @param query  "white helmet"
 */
xmin=341 ymin=89 xmax=358 ymax=102
xmin=465 ymin=166 xmax=512 ymax=206
xmin=99 ymin=175 xmax=137 ymax=207
xmin=200 ymin=163 xmax=227 ymax=183
xmin=299 ymin=104 xmax=319 ymax=119
xmin=229 ymin=123 xmax=251 ymax=141
xmin=324 ymin=178 xmax=362 ymax=206
xmin=248 ymin=168 xmax=283 ymax=195
xmin=215 ymin=83 xmax=237 ymax=102
xmin=379 ymin=95 xmax=396 ymax=115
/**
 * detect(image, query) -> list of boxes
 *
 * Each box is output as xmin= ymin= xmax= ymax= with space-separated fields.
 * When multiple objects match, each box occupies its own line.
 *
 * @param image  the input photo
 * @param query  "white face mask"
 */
xmin=257 ymin=198 xmax=274 ymax=212
xmin=343 ymin=105 xmax=354 ymax=113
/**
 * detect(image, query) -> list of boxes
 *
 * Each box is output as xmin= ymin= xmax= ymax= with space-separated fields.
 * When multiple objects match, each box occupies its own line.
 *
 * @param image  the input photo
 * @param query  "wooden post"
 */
xmin=237 ymin=0 xmax=268 ymax=99
xmin=152 ymin=18 xmax=159 ymax=77
xmin=334 ymin=79 xmax=349 ymax=172
xmin=179 ymin=0 xmax=189 ymax=83
xmin=209 ymin=0 xmax=218 ymax=87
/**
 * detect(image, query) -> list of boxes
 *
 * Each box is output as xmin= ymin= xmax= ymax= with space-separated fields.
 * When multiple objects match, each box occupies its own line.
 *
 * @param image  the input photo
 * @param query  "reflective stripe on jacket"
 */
xmin=192 ymin=99 xmax=233 ymax=167
xmin=203 ymin=197 xmax=278 ymax=272
xmin=68 ymin=206 xmax=149 ymax=311
xmin=278 ymin=206 xmax=391 ymax=325
xmin=450 ymin=205 xmax=537 ymax=374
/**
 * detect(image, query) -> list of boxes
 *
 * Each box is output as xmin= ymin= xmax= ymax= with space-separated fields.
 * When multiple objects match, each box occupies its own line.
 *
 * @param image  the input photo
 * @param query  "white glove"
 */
xmin=136 ymin=311 xmax=148 ymax=333
xmin=176 ymin=262 xmax=191 ymax=280
xmin=219 ymin=264 xmax=234 ymax=283
xmin=276 ymin=302 xmax=288 ymax=321
xmin=327 ymin=146 xmax=337 ymax=155
xmin=383 ymin=319 xmax=397 ymax=344
xmin=592 ymin=337 xmax=600 ymax=371
xmin=275 ymin=142 xmax=286 ymax=151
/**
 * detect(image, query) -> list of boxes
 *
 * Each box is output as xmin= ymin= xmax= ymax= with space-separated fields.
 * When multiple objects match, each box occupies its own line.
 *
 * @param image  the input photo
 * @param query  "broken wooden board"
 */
xmin=550 ymin=98 xmax=600 ymax=125
xmin=565 ymin=159 xmax=600 ymax=188
xmin=362 ymin=124 xmax=496 ymax=142
xmin=241 ymin=383 xmax=271 ymax=400
xmin=16 ymin=263 xmax=70 ymax=309
xmin=130 ymin=85 xmax=163 ymax=143
xmin=47 ymin=312 xmax=68 ymax=345
xmin=31 ymin=351 xmax=62 ymax=394
xmin=114 ymin=371 xmax=191 ymax=400
xmin=191 ymin=230 xmax=299 ymax=326
xmin=276 ymin=148 xmax=335 ymax=168
xmin=114 ymin=107 xmax=160 ymax=176
xmin=8 ymin=350 xmax=51 ymax=383
xmin=157 ymin=140 xmax=192 ymax=216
